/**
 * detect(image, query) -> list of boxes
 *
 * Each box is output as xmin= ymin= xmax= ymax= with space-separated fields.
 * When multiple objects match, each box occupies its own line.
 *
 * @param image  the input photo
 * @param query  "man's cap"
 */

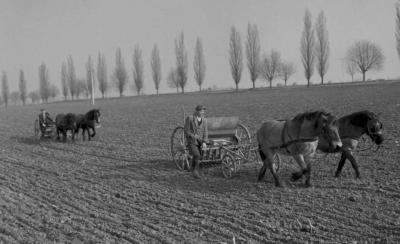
xmin=195 ymin=105 xmax=206 ymax=111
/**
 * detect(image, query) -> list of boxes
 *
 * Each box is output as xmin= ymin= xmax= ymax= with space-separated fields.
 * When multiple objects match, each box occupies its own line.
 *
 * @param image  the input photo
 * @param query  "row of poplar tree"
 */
xmin=2 ymin=5 xmax=400 ymax=106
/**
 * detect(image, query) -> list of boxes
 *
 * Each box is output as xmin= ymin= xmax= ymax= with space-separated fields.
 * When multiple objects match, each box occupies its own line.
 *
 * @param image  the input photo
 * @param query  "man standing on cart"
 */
xmin=184 ymin=105 xmax=208 ymax=179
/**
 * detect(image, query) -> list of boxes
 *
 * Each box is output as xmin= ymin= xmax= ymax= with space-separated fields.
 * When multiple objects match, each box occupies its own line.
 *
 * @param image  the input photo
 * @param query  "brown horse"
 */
xmin=257 ymin=111 xmax=342 ymax=187
xmin=318 ymin=110 xmax=384 ymax=178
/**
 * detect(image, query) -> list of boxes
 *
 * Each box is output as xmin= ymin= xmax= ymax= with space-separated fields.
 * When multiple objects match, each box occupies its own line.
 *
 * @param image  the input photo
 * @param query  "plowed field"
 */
xmin=0 ymin=82 xmax=399 ymax=243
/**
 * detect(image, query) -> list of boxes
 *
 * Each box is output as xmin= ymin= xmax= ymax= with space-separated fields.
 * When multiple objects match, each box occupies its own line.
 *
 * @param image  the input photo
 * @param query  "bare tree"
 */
xmin=133 ymin=44 xmax=144 ymax=95
xmin=229 ymin=26 xmax=243 ymax=91
xmin=346 ymin=61 xmax=357 ymax=82
xmin=10 ymin=91 xmax=20 ymax=105
xmin=315 ymin=11 xmax=329 ymax=84
xmin=346 ymin=40 xmax=384 ymax=82
xmin=1 ymin=71 xmax=9 ymax=107
xmin=167 ymin=68 xmax=179 ymax=94
xmin=49 ymin=84 xmax=59 ymax=100
xmin=97 ymin=52 xmax=108 ymax=98
xmin=396 ymin=3 xmax=400 ymax=61
xmin=75 ymin=78 xmax=87 ymax=99
xmin=193 ymin=37 xmax=206 ymax=91
xmin=246 ymin=23 xmax=261 ymax=89
xmin=19 ymin=69 xmax=27 ymax=105
xmin=260 ymin=50 xmax=281 ymax=88
xmin=113 ymin=48 xmax=128 ymax=97
xmin=61 ymin=61 xmax=68 ymax=100
xmin=151 ymin=44 xmax=162 ymax=95
xmin=39 ymin=62 xmax=50 ymax=103
xmin=28 ymin=91 xmax=40 ymax=104
xmin=280 ymin=61 xmax=296 ymax=86
xmin=301 ymin=9 xmax=316 ymax=87
xmin=67 ymin=56 xmax=77 ymax=99
xmin=86 ymin=56 xmax=94 ymax=100
xmin=175 ymin=32 xmax=188 ymax=93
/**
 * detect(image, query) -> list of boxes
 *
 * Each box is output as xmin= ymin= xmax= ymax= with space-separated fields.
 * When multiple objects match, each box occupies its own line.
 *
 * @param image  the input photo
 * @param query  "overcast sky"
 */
xmin=1 ymin=0 xmax=399 ymax=96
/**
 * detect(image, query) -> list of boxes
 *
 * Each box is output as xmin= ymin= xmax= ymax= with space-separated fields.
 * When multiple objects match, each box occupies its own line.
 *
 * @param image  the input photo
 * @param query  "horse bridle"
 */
xmin=366 ymin=118 xmax=383 ymax=138
xmin=91 ymin=110 xmax=100 ymax=123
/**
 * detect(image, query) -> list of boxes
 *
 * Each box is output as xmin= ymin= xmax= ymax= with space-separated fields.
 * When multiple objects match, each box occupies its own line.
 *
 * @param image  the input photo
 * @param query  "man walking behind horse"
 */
xmin=184 ymin=105 xmax=208 ymax=179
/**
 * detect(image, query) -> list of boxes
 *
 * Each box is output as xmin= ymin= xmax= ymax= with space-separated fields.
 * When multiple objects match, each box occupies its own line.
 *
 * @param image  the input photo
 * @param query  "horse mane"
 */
xmin=85 ymin=109 xmax=98 ymax=120
xmin=292 ymin=110 xmax=331 ymax=123
xmin=345 ymin=110 xmax=377 ymax=128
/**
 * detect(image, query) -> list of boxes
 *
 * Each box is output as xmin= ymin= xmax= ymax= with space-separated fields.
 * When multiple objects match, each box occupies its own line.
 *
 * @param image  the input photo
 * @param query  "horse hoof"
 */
xmin=291 ymin=172 xmax=302 ymax=181
xmin=334 ymin=172 xmax=340 ymax=178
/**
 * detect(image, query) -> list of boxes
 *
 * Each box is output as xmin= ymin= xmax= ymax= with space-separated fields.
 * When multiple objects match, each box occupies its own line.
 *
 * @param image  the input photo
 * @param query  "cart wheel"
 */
xmin=221 ymin=154 xmax=236 ymax=178
xmin=235 ymin=123 xmax=252 ymax=159
xmin=171 ymin=126 xmax=191 ymax=171
xmin=34 ymin=119 xmax=40 ymax=138
xmin=272 ymin=153 xmax=281 ymax=172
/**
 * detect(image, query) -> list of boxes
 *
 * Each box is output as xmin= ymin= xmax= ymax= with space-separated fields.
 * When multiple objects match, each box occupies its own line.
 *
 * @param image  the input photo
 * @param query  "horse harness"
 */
xmin=270 ymin=120 xmax=318 ymax=153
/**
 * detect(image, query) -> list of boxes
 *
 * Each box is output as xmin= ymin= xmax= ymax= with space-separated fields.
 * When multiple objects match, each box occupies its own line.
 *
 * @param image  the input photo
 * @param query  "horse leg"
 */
xmin=71 ymin=130 xmax=75 ymax=141
xmin=268 ymin=152 xmax=283 ymax=187
xmin=87 ymin=128 xmax=92 ymax=141
xmin=82 ymin=128 xmax=86 ymax=141
xmin=257 ymin=147 xmax=268 ymax=182
xmin=335 ymin=152 xmax=347 ymax=178
xmin=63 ymin=131 xmax=67 ymax=142
xmin=303 ymin=155 xmax=314 ymax=187
xmin=91 ymin=127 xmax=96 ymax=138
xmin=257 ymin=147 xmax=282 ymax=186
xmin=342 ymin=149 xmax=360 ymax=178
xmin=56 ymin=128 xmax=60 ymax=140
xmin=291 ymin=154 xmax=307 ymax=181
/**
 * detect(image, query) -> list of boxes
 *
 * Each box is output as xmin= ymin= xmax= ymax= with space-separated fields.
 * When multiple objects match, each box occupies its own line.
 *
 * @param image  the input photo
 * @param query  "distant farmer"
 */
xmin=38 ymin=109 xmax=53 ymax=137
xmin=184 ymin=105 xmax=208 ymax=179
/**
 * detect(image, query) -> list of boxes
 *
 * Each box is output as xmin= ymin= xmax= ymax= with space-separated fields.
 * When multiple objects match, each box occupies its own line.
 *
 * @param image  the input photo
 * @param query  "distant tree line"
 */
xmin=3 ymin=4 xmax=399 ymax=106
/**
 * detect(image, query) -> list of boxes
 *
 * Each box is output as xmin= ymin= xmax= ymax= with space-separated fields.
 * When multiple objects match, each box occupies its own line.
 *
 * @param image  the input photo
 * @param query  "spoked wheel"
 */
xmin=272 ymin=153 xmax=281 ymax=172
xmin=221 ymin=154 xmax=237 ymax=178
xmin=170 ymin=126 xmax=191 ymax=171
xmin=235 ymin=123 xmax=252 ymax=160
xmin=34 ymin=119 xmax=40 ymax=139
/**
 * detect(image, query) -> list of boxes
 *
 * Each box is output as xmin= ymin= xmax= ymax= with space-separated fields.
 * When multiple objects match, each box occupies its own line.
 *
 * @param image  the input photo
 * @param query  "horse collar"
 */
xmin=272 ymin=120 xmax=318 ymax=151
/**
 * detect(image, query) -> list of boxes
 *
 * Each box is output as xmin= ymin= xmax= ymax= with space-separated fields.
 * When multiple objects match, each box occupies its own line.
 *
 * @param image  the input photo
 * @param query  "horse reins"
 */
xmin=339 ymin=133 xmax=381 ymax=152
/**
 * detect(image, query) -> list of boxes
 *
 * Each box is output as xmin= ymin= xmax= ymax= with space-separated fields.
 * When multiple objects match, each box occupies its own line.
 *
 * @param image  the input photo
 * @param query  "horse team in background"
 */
xmin=75 ymin=109 xmax=101 ymax=141
xmin=53 ymin=109 xmax=101 ymax=142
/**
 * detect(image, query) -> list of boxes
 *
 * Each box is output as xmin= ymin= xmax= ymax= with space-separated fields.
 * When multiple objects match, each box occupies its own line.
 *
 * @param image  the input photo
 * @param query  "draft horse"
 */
xmin=257 ymin=111 xmax=342 ymax=187
xmin=55 ymin=113 xmax=77 ymax=142
xmin=317 ymin=110 xmax=384 ymax=178
xmin=75 ymin=109 xmax=101 ymax=141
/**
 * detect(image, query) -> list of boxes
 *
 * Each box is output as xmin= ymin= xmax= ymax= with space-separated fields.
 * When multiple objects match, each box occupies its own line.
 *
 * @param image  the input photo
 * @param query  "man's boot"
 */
xmin=192 ymin=161 xmax=201 ymax=179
